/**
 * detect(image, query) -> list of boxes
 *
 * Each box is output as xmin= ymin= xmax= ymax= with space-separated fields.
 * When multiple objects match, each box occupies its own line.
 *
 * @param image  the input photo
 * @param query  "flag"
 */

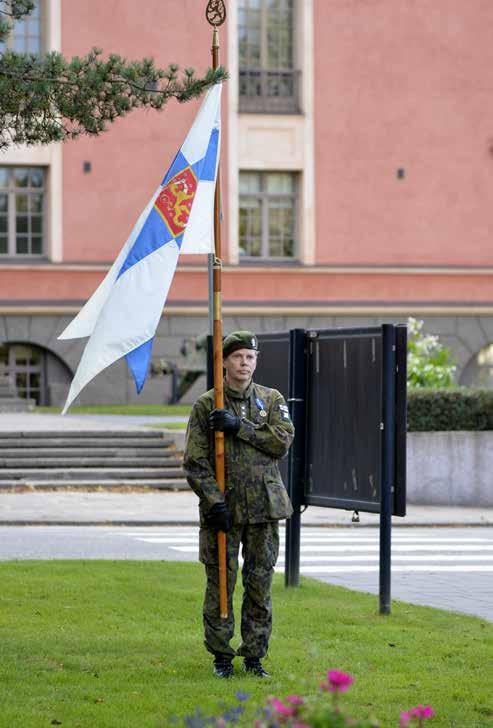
xmin=59 ymin=83 xmax=222 ymax=414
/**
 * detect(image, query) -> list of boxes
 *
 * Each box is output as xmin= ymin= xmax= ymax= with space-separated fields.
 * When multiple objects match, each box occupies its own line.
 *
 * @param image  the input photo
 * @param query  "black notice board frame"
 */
xmin=303 ymin=325 xmax=406 ymax=517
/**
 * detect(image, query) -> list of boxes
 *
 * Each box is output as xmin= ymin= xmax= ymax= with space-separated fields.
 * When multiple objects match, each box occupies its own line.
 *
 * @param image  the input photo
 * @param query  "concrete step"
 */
xmin=0 ymin=467 xmax=184 ymax=480
xmin=0 ymin=447 xmax=183 ymax=459
xmin=0 ymin=478 xmax=188 ymax=490
xmin=0 ymin=437 xmax=176 ymax=449
xmin=0 ymin=430 xmax=174 ymax=440
xmin=0 ymin=457 xmax=183 ymax=468
xmin=0 ymin=401 xmax=35 ymax=413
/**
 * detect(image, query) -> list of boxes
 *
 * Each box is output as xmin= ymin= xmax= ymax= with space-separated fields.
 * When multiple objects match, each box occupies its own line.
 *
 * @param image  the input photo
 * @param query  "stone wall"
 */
xmin=407 ymin=432 xmax=493 ymax=507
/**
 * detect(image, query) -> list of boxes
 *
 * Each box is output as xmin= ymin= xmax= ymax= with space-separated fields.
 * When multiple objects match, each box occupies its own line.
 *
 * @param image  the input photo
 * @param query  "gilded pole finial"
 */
xmin=206 ymin=0 xmax=226 ymax=27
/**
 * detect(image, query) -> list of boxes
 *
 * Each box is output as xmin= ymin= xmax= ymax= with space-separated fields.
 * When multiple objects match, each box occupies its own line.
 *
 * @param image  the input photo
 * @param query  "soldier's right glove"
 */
xmin=204 ymin=502 xmax=232 ymax=532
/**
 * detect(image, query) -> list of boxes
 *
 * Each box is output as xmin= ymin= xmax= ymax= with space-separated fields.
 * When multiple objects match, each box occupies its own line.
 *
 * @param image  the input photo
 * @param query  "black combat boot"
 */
xmin=213 ymin=656 xmax=234 ymax=678
xmin=243 ymin=657 xmax=270 ymax=678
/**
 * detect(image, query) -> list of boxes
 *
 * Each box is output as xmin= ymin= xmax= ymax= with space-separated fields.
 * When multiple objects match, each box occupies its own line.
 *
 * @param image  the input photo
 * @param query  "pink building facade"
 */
xmin=1 ymin=0 xmax=493 ymax=405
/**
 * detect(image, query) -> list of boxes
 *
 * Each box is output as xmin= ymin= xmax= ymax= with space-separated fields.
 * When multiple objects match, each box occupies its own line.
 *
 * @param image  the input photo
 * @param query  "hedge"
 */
xmin=407 ymin=388 xmax=493 ymax=431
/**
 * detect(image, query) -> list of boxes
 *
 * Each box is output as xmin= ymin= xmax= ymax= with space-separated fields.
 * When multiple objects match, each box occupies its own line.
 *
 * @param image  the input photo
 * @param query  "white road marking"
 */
xmin=274 ymin=565 xmax=493 ymax=573
xmin=276 ymin=554 xmax=493 ymax=563
xmin=166 ymin=543 xmax=493 ymax=552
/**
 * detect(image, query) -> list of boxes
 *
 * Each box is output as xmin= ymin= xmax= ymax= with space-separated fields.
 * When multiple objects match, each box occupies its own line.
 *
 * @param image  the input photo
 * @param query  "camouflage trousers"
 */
xmin=199 ymin=522 xmax=280 ymax=660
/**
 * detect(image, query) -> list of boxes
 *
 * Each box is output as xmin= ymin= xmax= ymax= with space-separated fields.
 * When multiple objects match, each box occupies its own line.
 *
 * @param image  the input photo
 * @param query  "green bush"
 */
xmin=407 ymin=318 xmax=456 ymax=388
xmin=407 ymin=388 xmax=493 ymax=431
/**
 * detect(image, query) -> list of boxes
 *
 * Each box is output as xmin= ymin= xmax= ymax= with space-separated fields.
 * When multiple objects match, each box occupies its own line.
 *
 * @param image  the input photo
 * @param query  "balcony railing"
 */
xmin=239 ymin=68 xmax=301 ymax=114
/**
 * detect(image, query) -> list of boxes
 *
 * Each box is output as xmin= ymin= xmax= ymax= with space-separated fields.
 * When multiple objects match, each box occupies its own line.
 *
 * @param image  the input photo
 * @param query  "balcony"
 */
xmin=239 ymin=68 xmax=301 ymax=114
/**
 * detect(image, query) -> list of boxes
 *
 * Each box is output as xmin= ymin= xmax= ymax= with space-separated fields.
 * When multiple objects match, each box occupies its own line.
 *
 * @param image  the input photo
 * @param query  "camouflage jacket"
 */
xmin=183 ymin=380 xmax=294 ymax=525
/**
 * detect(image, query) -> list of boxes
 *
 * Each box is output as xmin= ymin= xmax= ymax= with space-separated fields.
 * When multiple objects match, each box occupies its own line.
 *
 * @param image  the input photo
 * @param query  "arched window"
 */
xmin=0 ymin=342 xmax=72 ymax=406
xmin=460 ymin=344 xmax=493 ymax=389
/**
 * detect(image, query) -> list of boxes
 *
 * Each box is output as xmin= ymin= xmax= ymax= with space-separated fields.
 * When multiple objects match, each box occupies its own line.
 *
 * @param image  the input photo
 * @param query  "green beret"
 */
xmin=223 ymin=330 xmax=259 ymax=359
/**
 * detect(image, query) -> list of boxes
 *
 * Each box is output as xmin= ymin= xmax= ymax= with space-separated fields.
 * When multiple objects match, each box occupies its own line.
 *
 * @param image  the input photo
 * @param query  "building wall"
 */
xmin=313 ymin=0 xmax=493 ymax=267
xmin=1 ymin=1 xmax=493 ymax=405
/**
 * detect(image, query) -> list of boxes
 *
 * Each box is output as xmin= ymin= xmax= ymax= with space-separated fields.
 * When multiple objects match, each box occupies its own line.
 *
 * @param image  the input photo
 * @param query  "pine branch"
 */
xmin=0 ymin=49 xmax=227 ymax=148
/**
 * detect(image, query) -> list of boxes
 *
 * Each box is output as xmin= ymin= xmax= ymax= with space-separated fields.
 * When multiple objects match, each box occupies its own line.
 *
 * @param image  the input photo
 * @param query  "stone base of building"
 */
xmin=0 ymin=310 xmax=492 ymax=406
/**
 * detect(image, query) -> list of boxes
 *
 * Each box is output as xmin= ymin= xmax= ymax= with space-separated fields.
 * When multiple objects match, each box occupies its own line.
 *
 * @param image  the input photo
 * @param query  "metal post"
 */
xmin=208 ymin=255 xmax=214 ymax=336
xmin=285 ymin=328 xmax=306 ymax=588
xmin=206 ymin=334 xmax=214 ymax=391
xmin=379 ymin=324 xmax=396 ymax=615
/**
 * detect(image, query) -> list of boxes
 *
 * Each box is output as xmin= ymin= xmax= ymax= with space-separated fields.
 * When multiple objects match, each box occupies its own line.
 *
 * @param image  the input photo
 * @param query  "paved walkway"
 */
xmin=0 ymin=413 xmax=187 ymax=431
xmin=0 ymin=490 xmax=491 ymax=527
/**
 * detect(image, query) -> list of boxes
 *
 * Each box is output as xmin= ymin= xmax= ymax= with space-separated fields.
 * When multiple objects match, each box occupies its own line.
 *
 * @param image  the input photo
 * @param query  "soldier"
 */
xmin=183 ymin=330 xmax=294 ymax=679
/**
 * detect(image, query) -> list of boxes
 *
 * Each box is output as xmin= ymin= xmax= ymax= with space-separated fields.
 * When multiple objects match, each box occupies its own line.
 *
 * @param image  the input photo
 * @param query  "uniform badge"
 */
xmin=255 ymin=397 xmax=266 ymax=418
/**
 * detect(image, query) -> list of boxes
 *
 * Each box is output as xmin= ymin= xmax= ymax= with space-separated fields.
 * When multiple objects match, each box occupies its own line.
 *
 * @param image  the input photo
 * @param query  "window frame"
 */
xmin=0 ymin=166 xmax=46 ymax=258
xmin=239 ymin=170 xmax=299 ymax=261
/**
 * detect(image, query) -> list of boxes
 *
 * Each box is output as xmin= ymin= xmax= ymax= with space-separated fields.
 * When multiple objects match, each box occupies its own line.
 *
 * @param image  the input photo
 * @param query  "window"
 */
xmin=0 ymin=167 xmax=45 ymax=257
xmin=239 ymin=171 xmax=297 ymax=259
xmin=238 ymin=0 xmax=300 ymax=113
xmin=0 ymin=343 xmax=44 ymax=404
xmin=0 ymin=0 xmax=43 ymax=54
xmin=461 ymin=344 xmax=493 ymax=389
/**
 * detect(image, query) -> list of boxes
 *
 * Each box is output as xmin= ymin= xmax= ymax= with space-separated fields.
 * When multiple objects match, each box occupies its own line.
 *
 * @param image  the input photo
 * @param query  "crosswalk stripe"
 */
xmin=276 ymin=554 xmax=493 ymax=563
xmin=165 ymin=543 xmax=493 ymax=552
xmin=121 ymin=531 xmax=491 ymax=545
xmin=130 ymin=536 xmax=492 ymax=546
xmin=274 ymin=565 xmax=493 ymax=573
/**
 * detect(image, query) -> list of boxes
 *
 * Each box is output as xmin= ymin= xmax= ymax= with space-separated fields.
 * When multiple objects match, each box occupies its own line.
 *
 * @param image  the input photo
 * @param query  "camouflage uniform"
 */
xmin=183 ymin=377 xmax=294 ymax=660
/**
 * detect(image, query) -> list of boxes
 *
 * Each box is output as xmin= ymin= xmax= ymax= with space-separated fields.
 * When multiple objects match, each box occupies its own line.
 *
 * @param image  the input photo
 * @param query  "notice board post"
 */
xmin=284 ymin=328 xmax=306 ymax=588
xmin=379 ymin=324 xmax=396 ymax=615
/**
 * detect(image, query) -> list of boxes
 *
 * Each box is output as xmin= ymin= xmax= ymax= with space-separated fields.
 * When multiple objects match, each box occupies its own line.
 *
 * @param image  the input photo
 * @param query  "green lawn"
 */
xmin=0 ymin=562 xmax=491 ymax=728
xmin=36 ymin=404 xmax=192 ymax=416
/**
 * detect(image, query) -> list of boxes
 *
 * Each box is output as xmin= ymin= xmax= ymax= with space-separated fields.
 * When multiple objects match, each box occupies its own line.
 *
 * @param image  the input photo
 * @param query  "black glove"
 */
xmin=204 ymin=502 xmax=232 ymax=532
xmin=208 ymin=408 xmax=241 ymax=434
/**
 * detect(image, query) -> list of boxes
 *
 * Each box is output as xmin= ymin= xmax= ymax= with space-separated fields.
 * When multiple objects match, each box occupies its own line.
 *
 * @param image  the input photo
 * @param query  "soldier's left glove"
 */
xmin=208 ymin=408 xmax=241 ymax=435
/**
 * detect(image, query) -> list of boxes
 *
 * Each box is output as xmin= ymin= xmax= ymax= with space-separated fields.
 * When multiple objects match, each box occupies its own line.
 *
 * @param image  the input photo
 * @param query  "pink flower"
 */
xmin=293 ymin=724 xmax=311 ymax=728
xmin=270 ymin=697 xmax=295 ymax=719
xmin=286 ymin=695 xmax=305 ymax=706
xmin=325 ymin=670 xmax=355 ymax=693
xmin=399 ymin=712 xmax=411 ymax=727
xmin=410 ymin=705 xmax=435 ymax=720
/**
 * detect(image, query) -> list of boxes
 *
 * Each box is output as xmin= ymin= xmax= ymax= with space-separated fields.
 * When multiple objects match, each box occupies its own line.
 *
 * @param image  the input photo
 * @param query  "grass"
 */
xmin=36 ymin=404 xmax=192 ymax=416
xmin=0 ymin=562 xmax=491 ymax=728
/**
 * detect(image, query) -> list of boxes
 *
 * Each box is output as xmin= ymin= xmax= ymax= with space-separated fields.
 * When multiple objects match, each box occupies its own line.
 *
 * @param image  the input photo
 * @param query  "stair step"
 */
xmin=0 ymin=448 xmax=182 ymax=459
xmin=0 ymin=467 xmax=184 ymax=480
xmin=0 ymin=457 xmax=183 ymax=468
xmin=0 ymin=478 xmax=188 ymax=490
xmin=0 ymin=430 xmax=175 ymax=440
xmin=0 ymin=437 xmax=176 ymax=449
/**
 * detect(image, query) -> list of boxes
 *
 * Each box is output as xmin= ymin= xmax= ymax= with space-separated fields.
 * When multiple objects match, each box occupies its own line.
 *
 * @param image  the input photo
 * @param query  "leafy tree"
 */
xmin=0 ymin=0 xmax=227 ymax=149
xmin=407 ymin=317 xmax=457 ymax=388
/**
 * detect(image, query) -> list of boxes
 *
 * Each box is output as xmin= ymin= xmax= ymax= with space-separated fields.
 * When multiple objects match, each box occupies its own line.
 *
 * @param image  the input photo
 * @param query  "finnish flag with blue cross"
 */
xmin=59 ymin=84 xmax=222 ymax=414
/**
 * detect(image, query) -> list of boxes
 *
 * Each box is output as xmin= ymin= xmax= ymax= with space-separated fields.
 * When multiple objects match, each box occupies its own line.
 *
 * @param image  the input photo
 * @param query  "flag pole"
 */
xmin=206 ymin=0 xmax=228 ymax=620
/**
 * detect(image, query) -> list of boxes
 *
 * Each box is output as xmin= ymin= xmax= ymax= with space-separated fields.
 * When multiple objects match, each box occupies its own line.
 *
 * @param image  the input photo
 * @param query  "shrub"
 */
xmin=407 ymin=388 xmax=493 ymax=431
xmin=407 ymin=318 xmax=456 ymax=389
